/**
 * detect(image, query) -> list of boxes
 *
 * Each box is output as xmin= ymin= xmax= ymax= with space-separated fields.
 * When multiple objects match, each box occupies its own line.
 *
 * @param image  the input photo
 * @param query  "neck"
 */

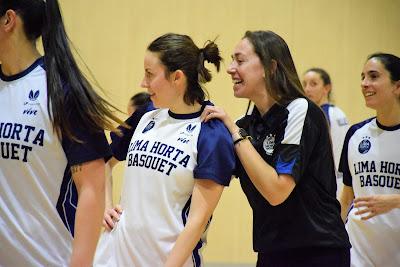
xmin=169 ymin=101 xmax=202 ymax=114
xmin=252 ymin=93 xmax=276 ymax=116
xmin=317 ymin=96 xmax=329 ymax=106
xmin=0 ymin=39 xmax=41 ymax=76
xmin=376 ymin=102 xmax=400 ymax=127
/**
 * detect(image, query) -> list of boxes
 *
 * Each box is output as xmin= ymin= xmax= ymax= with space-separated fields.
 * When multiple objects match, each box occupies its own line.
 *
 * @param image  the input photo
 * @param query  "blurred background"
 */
xmin=58 ymin=0 xmax=400 ymax=265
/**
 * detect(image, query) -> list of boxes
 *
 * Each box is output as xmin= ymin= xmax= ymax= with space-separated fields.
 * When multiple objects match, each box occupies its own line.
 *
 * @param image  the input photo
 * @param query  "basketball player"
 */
xmin=202 ymin=30 xmax=351 ymax=267
xmin=339 ymin=53 xmax=400 ymax=267
xmin=0 ymin=1 xmax=123 ymax=266
xmin=303 ymin=68 xmax=349 ymax=196
xmin=94 ymin=33 xmax=235 ymax=267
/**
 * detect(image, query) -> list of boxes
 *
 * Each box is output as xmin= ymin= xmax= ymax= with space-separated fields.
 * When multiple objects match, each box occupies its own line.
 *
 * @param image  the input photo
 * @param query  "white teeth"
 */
xmin=232 ymin=79 xmax=242 ymax=84
xmin=365 ymin=92 xmax=375 ymax=97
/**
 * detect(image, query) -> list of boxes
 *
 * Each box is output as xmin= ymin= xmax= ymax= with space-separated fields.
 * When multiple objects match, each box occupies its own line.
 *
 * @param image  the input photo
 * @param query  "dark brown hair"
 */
xmin=244 ymin=30 xmax=304 ymax=105
xmin=147 ymin=33 xmax=222 ymax=105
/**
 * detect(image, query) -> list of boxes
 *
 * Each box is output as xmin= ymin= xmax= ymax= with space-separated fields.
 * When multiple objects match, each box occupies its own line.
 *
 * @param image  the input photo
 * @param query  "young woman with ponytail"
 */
xmin=94 ymin=33 xmax=235 ymax=267
xmin=0 ymin=0 xmax=123 ymax=266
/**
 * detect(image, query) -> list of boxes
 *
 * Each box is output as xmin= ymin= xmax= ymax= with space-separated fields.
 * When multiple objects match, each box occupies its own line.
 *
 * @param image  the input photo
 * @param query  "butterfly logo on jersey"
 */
xmin=263 ymin=134 xmax=275 ymax=155
xmin=29 ymin=90 xmax=40 ymax=101
xmin=358 ymin=136 xmax=371 ymax=154
xmin=143 ymin=120 xmax=155 ymax=133
xmin=186 ymin=124 xmax=196 ymax=133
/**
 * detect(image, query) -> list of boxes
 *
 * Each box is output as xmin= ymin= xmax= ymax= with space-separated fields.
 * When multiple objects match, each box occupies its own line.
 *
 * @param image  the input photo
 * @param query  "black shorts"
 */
xmin=256 ymin=247 xmax=350 ymax=267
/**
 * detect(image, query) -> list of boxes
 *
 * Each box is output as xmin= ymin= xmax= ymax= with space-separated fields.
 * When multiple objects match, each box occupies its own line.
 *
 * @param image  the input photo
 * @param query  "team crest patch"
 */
xmin=263 ymin=134 xmax=275 ymax=155
xmin=358 ymin=136 xmax=371 ymax=154
xmin=143 ymin=120 xmax=155 ymax=133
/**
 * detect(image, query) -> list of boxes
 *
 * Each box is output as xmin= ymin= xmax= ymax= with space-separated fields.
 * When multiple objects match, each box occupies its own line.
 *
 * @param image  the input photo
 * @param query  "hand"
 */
xmin=103 ymin=204 xmax=123 ymax=231
xmin=354 ymin=194 xmax=400 ymax=220
xmin=200 ymin=105 xmax=238 ymax=134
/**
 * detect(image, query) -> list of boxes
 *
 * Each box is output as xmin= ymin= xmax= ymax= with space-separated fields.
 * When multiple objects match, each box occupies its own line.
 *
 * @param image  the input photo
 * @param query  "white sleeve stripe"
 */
xmin=282 ymin=98 xmax=308 ymax=145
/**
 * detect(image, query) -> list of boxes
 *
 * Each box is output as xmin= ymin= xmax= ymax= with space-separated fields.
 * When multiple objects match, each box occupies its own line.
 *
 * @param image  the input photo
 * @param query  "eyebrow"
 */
xmin=361 ymin=70 xmax=380 ymax=77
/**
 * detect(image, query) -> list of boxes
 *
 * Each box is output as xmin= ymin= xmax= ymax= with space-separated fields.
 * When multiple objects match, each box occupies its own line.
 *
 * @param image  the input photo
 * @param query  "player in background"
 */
xmin=339 ymin=53 xmax=400 ymax=267
xmin=303 ymin=68 xmax=349 ymax=196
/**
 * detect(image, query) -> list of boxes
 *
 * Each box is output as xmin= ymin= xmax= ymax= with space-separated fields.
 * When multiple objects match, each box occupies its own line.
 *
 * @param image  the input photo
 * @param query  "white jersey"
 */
xmin=321 ymin=104 xmax=349 ymax=195
xmin=339 ymin=118 xmax=400 ymax=267
xmin=0 ymin=58 xmax=111 ymax=267
xmin=94 ymin=107 xmax=235 ymax=267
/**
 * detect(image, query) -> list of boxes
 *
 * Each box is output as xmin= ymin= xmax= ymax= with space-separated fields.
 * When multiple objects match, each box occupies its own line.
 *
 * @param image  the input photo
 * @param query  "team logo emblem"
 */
xmin=263 ymin=134 xmax=275 ymax=155
xmin=142 ymin=120 xmax=155 ymax=133
xmin=186 ymin=124 xmax=196 ymax=133
xmin=358 ymin=137 xmax=371 ymax=154
xmin=29 ymin=90 xmax=40 ymax=101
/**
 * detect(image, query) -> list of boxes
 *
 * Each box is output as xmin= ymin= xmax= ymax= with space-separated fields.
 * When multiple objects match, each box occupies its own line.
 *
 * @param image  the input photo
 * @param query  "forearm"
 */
xmin=105 ymin=163 xmax=113 ymax=209
xmin=70 ymin=184 xmax=105 ymax=266
xmin=235 ymin=139 xmax=293 ymax=205
xmin=339 ymin=185 xmax=354 ymax=222
xmin=165 ymin=219 xmax=207 ymax=267
xmin=390 ymin=194 xmax=400 ymax=209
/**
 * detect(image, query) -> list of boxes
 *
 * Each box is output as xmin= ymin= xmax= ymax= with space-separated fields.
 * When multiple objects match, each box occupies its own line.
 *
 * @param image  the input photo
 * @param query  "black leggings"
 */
xmin=256 ymin=247 xmax=350 ymax=267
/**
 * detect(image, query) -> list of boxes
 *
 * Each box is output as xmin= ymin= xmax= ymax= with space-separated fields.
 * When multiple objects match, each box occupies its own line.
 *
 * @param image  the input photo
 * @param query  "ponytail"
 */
xmin=148 ymin=33 xmax=222 ymax=106
xmin=198 ymin=39 xmax=222 ymax=83
xmin=42 ymin=0 xmax=123 ymax=141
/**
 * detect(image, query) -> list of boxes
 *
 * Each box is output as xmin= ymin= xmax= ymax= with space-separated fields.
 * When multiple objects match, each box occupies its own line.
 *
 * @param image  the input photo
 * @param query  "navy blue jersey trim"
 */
xmin=339 ymin=117 xmax=374 ymax=186
xmin=320 ymin=104 xmax=332 ymax=126
xmin=0 ymin=57 xmax=44 ymax=81
xmin=168 ymin=100 xmax=212 ymax=120
xmin=56 ymin=167 xmax=77 ymax=236
xmin=376 ymin=119 xmax=400 ymax=131
xmin=181 ymin=196 xmax=205 ymax=267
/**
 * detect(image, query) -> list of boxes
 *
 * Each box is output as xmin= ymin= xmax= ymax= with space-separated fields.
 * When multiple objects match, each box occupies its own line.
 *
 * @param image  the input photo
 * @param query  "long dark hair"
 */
xmin=147 ymin=33 xmax=222 ymax=105
xmin=0 ymin=0 xmax=123 ymax=141
xmin=244 ymin=30 xmax=304 ymax=105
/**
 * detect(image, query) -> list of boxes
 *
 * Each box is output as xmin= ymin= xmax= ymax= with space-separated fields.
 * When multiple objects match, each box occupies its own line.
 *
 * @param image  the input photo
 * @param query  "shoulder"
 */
xmin=200 ymin=118 xmax=231 ymax=138
xmin=347 ymin=117 xmax=375 ymax=138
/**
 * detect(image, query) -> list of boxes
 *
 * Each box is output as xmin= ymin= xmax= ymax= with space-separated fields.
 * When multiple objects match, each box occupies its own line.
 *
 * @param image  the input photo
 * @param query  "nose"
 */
xmin=140 ymin=78 xmax=148 ymax=88
xmin=361 ymin=77 xmax=368 ymax=88
xmin=227 ymin=62 xmax=236 ymax=75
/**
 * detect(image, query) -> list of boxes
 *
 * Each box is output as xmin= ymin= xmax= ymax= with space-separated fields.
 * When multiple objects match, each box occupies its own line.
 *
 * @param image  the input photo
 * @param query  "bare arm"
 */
xmin=339 ymin=185 xmax=355 ymax=222
xmin=69 ymin=159 xmax=105 ymax=267
xmin=201 ymin=106 xmax=295 ymax=206
xmin=103 ymin=157 xmax=123 ymax=231
xmin=165 ymin=179 xmax=224 ymax=267
xmin=105 ymin=157 xmax=119 ymax=209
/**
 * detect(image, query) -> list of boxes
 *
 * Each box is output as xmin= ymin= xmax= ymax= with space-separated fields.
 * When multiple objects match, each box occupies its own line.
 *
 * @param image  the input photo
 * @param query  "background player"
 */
xmin=339 ymin=53 xmax=400 ymax=267
xmin=303 ymin=67 xmax=349 ymax=195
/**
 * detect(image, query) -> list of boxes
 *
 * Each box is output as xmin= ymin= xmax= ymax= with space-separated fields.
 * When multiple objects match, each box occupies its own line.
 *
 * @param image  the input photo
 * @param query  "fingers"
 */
xmin=201 ymin=106 xmax=218 ymax=122
xmin=353 ymin=200 xmax=370 ymax=209
xmin=103 ymin=206 xmax=123 ymax=231
xmin=354 ymin=196 xmax=373 ymax=203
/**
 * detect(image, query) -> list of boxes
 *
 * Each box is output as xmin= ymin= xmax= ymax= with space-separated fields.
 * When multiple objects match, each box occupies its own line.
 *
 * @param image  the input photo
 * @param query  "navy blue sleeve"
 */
xmin=110 ymin=102 xmax=155 ymax=161
xmin=339 ymin=118 xmax=373 ymax=186
xmin=194 ymin=119 xmax=235 ymax=186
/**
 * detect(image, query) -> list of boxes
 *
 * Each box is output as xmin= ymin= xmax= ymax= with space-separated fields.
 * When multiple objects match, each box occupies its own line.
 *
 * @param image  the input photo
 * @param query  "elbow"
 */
xmin=267 ymin=195 xmax=289 ymax=206
xmin=186 ymin=214 xmax=210 ymax=232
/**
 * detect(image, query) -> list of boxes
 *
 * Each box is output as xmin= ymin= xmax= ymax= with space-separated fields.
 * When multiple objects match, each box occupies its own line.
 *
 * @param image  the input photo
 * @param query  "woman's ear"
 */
xmin=2 ymin=10 xmax=18 ymax=32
